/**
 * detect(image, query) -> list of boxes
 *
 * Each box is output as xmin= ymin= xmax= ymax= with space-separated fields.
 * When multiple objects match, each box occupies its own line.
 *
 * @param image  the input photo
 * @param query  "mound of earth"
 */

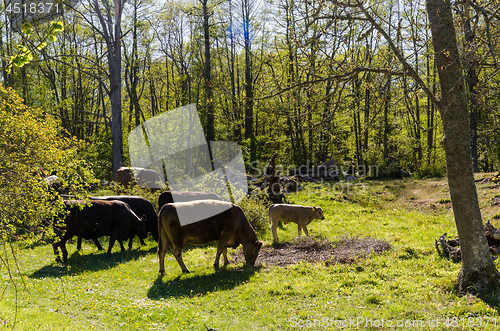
xmin=233 ymin=237 xmax=390 ymax=267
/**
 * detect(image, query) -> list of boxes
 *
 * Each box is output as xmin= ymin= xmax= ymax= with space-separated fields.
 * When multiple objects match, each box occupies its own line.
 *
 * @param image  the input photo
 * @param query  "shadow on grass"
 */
xmin=439 ymin=273 xmax=500 ymax=314
xmin=148 ymin=266 xmax=259 ymax=299
xmin=29 ymin=245 xmax=153 ymax=278
xmin=479 ymin=291 xmax=500 ymax=314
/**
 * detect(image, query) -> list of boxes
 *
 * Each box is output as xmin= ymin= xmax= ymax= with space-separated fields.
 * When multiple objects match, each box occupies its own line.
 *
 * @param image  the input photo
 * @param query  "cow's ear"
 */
xmin=255 ymin=241 xmax=263 ymax=249
xmin=313 ymin=206 xmax=317 ymax=211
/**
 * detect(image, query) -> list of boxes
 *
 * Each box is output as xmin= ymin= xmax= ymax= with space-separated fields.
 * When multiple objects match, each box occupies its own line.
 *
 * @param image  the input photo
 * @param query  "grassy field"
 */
xmin=1 ymin=176 xmax=500 ymax=330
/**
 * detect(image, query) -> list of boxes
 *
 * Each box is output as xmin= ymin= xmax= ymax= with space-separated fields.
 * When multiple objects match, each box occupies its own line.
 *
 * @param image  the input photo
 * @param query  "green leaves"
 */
xmin=21 ymin=23 xmax=32 ymax=35
xmin=3 ymin=21 xmax=64 ymax=73
xmin=50 ymin=21 xmax=64 ymax=33
xmin=0 ymin=84 xmax=97 ymax=243
xmin=37 ymin=42 xmax=48 ymax=51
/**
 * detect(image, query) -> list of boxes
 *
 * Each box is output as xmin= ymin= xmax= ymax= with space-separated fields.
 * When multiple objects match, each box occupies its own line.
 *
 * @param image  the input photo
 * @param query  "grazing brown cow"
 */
xmin=157 ymin=191 xmax=223 ymax=210
xmin=268 ymin=204 xmax=325 ymax=242
xmin=52 ymin=200 xmax=147 ymax=262
xmin=158 ymin=200 xmax=262 ymax=273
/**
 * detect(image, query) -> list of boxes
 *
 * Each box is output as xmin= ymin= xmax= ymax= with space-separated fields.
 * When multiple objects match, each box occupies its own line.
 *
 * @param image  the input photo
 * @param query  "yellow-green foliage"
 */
xmin=0 ymin=84 xmax=95 ymax=242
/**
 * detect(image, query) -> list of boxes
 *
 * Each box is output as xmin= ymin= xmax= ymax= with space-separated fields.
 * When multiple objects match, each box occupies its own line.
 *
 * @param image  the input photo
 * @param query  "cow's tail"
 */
xmin=157 ymin=208 xmax=166 ymax=253
xmin=157 ymin=215 xmax=162 ymax=254
xmin=157 ymin=207 xmax=172 ymax=252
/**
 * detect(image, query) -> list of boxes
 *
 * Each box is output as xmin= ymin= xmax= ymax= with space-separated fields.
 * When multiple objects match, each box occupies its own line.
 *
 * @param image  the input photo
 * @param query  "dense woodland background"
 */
xmin=1 ymin=0 xmax=499 ymax=180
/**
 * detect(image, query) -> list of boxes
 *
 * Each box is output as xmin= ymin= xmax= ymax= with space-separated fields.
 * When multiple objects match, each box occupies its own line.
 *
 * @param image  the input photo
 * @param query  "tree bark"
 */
xmin=93 ymin=0 xmax=126 ymax=179
xmin=426 ymin=0 xmax=500 ymax=293
xmin=201 ymin=0 xmax=215 ymax=142
xmin=460 ymin=4 xmax=480 ymax=173
xmin=242 ymin=0 xmax=255 ymax=161
xmin=426 ymin=31 xmax=435 ymax=166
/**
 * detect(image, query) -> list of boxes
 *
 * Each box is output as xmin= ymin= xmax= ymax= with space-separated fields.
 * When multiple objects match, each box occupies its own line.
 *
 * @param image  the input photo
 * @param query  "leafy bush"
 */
xmin=78 ymin=130 xmax=113 ymax=181
xmin=366 ymin=157 xmax=404 ymax=179
xmin=238 ymin=194 xmax=270 ymax=234
xmin=413 ymin=163 xmax=446 ymax=179
xmin=0 ymin=84 xmax=96 ymax=242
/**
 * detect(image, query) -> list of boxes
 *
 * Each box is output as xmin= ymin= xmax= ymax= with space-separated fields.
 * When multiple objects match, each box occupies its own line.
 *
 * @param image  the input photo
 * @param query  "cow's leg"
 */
xmin=52 ymin=241 xmax=62 ymax=263
xmin=302 ymin=224 xmax=309 ymax=236
xmin=172 ymin=246 xmax=190 ymax=273
xmin=106 ymin=236 xmax=116 ymax=259
xmin=157 ymin=235 xmax=168 ymax=274
xmin=128 ymin=236 xmax=145 ymax=250
xmin=222 ymin=247 xmax=230 ymax=266
xmin=271 ymin=218 xmax=279 ymax=242
xmin=118 ymin=240 xmax=126 ymax=252
xmin=128 ymin=235 xmax=146 ymax=250
xmin=213 ymin=242 xmax=224 ymax=270
xmin=92 ymin=238 xmax=104 ymax=251
xmin=77 ymin=237 xmax=83 ymax=250
xmin=60 ymin=239 xmax=68 ymax=262
xmin=297 ymin=223 xmax=302 ymax=237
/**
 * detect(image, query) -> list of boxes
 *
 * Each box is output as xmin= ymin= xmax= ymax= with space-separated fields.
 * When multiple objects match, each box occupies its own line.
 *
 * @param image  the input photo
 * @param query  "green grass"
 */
xmin=2 ymin=178 xmax=500 ymax=330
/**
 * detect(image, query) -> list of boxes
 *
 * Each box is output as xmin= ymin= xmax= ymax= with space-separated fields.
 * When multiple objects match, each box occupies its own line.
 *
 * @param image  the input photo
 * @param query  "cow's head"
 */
xmin=137 ymin=215 xmax=148 ymax=239
xmin=313 ymin=206 xmax=325 ymax=220
xmin=243 ymin=240 xmax=262 ymax=266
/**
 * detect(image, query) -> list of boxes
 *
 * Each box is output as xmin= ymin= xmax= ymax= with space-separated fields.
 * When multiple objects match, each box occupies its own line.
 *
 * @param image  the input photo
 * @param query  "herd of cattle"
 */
xmin=52 ymin=191 xmax=326 ymax=273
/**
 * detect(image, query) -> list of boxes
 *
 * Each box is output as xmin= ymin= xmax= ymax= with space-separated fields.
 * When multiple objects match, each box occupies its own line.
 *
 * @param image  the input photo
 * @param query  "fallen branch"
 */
xmin=435 ymin=233 xmax=461 ymax=262
xmin=436 ymin=220 xmax=500 ymax=262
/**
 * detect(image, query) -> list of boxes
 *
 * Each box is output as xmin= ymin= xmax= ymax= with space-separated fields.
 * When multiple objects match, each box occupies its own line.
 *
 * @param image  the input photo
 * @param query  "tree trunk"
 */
xmin=363 ymin=72 xmax=370 ymax=158
xmin=124 ymin=0 xmax=143 ymax=132
xmin=426 ymin=32 xmax=435 ymax=166
xmin=110 ymin=57 xmax=124 ymax=178
xmin=461 ymin=5 xmax=480 ymax=173
xmin=426 ymin=0 xmax=500 ymax=293
xmin=383 ymin=75 xmax=391 ymax=160
xmin=242 ymin=0 xmax=255 ymax=161
xmin=93 ymin=0 xmax=126 ymax=179
xmin=202 ymin=0 xmax=215 ymax=142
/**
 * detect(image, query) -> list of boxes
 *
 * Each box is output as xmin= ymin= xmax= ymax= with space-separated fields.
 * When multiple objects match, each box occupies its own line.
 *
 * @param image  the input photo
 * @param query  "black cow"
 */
xmin=158 ymin=191 xmax=223 ymax=211
xmin=88 ymin=195 xmax=158 ymax=243
xmin=52 ymin=200 xmax=147 ymax=262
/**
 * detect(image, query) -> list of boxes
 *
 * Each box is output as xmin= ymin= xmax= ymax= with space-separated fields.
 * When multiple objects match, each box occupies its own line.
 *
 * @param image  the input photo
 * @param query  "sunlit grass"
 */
xmin=1 ymin=178 xmax=500 ymax=330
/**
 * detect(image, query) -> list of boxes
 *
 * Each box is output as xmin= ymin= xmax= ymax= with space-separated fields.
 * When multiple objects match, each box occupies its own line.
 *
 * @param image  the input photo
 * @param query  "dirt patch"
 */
xmin=408 ymin=198 xmax=452 ymax=212
xmin=232 ymin=237 xmax=391 ymax=267
xmin=408 ymin=198 xmax=437 ymax=209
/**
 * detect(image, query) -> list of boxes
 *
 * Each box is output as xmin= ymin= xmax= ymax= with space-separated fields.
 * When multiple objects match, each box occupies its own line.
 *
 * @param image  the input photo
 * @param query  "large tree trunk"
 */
xmin=110 ymin=54 xmax=124 ymax=178
xmin=460 ymin=5 xmax=480 ymax=173
xmin=93 ymin=0 xmax=126 ymax=179
xmin=426 ymin=0 xmax=500 ymax=293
